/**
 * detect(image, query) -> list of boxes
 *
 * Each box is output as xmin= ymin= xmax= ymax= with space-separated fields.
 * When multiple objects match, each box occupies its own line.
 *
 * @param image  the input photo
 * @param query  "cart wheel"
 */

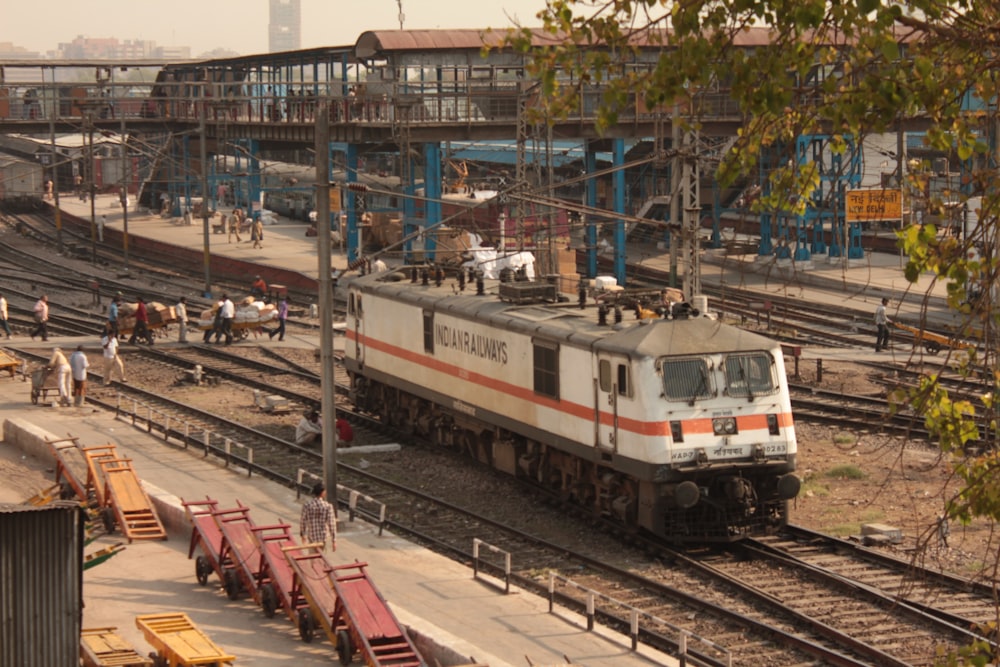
xmin=59 ymin=482 xmax=75 ymax=501
xmin=223 ymin=568 xmax=241 ymax=600
xmin=336 ymin=629 xmax=354 ymax=666
xmin=260 ymin=583 xmax=278 ymax=618
xmin=298 ymin=608 xmax=315 ymax=643
xmin=31 ymin=389 xmax=38 ymax=404
xmin=100 ymin=507 xmax=116 ymax=534
xmin=925 ymin=340 xmax=942 ymax=355
xmin=195 ymin=555 xmax=213 ymax=586
xmin=148 ymin=651 xmax=167 ymax=667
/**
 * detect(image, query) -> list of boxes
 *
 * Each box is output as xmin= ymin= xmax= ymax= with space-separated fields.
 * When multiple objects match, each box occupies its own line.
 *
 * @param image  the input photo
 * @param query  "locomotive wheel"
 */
xmin=195 ymin=555 xmax=213 ymax=586
xmin=260 ymin=583 xmax=278 ymax=618
xmin=336 ymin=629 xmax=354 ymax=666
xmin=223 ymin=568 xmax=241 ymax=600
xmin=298 ymin=608 xmax=316 ymax=643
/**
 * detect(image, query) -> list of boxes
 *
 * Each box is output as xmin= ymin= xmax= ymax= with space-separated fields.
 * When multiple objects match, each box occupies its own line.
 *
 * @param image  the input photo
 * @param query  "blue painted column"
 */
xmin=345 ymin=143 xmax=360 ymax=262
xmin=612 ymin=138 xmax=626 ymax=284
xmin=246 ymin=139 xmax=261 ymax=221
xmin=585 ymin=142 xmax=598 ymax=278
xmin=423 ymin=142 xmax=442 ymax=261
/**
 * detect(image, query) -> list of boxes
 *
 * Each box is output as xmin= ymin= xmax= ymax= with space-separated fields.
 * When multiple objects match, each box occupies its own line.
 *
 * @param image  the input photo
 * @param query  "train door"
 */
xmin=596 ymin=354 xmax=629 ymax=453
xmin=349 ymin=289 xmax=364 ymax=365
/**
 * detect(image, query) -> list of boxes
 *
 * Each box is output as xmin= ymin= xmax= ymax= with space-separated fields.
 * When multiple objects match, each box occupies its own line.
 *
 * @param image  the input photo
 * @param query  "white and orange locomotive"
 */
xmin=341 ymin=268 xmax=800 ymax=542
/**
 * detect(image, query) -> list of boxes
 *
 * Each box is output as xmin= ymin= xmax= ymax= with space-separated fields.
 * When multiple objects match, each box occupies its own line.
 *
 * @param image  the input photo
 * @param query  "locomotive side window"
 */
xmin=617 ymin=363 xmax=631 ymax=398
xmin=723 ymin=352 xmax=778 ymax=398
xmin=532 ymin=340 xmax=559 ymax=399
xmin=599 ymin=359 xmax=611 ymax=392
xmin=422 ymin=310 xmax=434 ymax=353
xmin=348 ymin=293 xmax=356 ymax=316
xmin=660 ymin=357 xmax=714 ymax=402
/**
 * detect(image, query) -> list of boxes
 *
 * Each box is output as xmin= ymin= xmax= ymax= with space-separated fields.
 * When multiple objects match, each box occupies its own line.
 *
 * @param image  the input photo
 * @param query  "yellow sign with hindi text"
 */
xmin=845 ymin=189 xmax=902 ymax=222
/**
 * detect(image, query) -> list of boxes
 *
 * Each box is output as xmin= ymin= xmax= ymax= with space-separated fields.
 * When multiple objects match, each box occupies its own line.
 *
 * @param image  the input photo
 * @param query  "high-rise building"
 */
xmin=269 ymin=0 xmax=302 ymax=53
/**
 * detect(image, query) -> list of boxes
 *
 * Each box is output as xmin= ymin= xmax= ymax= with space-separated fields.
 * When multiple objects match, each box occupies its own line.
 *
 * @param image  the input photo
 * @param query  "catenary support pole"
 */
xmin=316 ymin=102 xmax=338 ymax=499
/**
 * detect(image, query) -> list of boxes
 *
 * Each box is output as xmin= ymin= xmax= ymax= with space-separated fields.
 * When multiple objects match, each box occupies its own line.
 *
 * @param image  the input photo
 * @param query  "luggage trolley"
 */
xmin=182 ymin=497 xmax=226 ymax=586
xmin=249 ymin=522 xmax=302 ymax=621
xmin=80 ymin=627 xmax=152 ymax=667
xmin=327 ymin=561 xmax=424 ymax=667
xmin=212 ymin=501 xmax=265 ymax=602
xmin=282 ymin=544 xmax=341 ymax=646
xmin=283 ymin=545 xmax=425 ymax=666
xmin=135 ymin=613 xmax=236 ymax=667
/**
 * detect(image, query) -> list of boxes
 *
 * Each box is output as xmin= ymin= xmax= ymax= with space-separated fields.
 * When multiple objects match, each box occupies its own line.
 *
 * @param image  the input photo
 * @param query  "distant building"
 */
xmin=53 ymin=36 xmax=190 ymax=61
xmin=269 ymin=0 xmax=302 ymax=52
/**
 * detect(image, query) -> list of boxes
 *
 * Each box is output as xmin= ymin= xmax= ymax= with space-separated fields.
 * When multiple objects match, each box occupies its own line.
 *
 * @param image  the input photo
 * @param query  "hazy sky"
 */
xmin=5 ymin=0 xmax=547 ymax=56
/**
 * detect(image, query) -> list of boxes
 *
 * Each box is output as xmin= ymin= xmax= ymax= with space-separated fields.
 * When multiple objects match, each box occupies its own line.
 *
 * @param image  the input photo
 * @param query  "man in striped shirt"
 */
xmin=300 ymin=482 xmax=337 ymax=552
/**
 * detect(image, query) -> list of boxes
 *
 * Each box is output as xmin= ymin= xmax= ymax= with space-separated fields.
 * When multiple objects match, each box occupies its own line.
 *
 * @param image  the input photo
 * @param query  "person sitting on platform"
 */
xmin=296 ymin=410 xmax=323 ymax=446
xmin=250 ymin=275 xmax=267 ymax=298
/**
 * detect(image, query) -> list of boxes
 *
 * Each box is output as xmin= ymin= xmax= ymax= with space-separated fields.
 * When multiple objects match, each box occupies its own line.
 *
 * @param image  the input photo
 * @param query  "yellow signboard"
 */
xmin=329 ymin=187 xmax=342 ymax=212
xmin=845 ymin=189 xmax=902 ymax=222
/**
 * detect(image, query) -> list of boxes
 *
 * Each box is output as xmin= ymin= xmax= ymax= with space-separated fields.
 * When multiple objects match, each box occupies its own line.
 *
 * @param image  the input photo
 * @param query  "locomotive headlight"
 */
xmin=712 ymin=417 xmax=737 ymax=435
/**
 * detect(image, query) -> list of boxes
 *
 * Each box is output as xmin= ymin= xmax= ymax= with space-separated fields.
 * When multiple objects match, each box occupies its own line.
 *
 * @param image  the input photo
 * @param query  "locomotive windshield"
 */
xmin=660 ymin=357 xmax=714 ymax=402
xmin=723 ymin=352 xmax=778 ymax=398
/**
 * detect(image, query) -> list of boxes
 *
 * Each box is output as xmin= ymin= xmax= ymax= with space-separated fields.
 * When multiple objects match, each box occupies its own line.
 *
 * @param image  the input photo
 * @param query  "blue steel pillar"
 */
xmin=345 ymin=143 xmax=360 ymax=262
xmin=612 ymin=138 xmax=626 ymax=284
xmin=245 ymin=139 xmax=261 ymax=221
xmin=423 ymin=142 xmax=442 ymax=261
xmin=584 ymin=142 xmax=598 ymax=278
xmin=402 ymin=154 xmax=418 ymax=263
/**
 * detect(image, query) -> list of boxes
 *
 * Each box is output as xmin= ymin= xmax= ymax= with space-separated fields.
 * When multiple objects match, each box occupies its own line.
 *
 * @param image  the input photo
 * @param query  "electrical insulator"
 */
xmin=347 ymin=183 xmax=369 ymax=192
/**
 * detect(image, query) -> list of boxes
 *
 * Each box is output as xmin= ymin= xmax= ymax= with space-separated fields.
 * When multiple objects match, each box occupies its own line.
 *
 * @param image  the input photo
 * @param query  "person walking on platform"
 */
xmin=251 ymin=216 xmax=264 ymax=249
xmin=268 ymin=295 xmax=288 ymax=341
xmin=30 ymin=295 xmax=49 ymax=341
xmin=204 ymin=298 xmax=224 ymax=343
xmin=101 ymin=323 xmax=126 ymax=385
xmin=300 ymin=481 xmax=337 ymax=553
xmin=227 ymin=212 xmax=241 ymax=243
xmin=69 ymin=345 xmax=90 ymax=407
xmin=217 ymin=294 xmax=235 ymax=345
xmin=98 ymin=215 xmax=106 ymax=242
xmin=875 ymin=297 xmax=891 ymax=352
xmin=176 ymin=296 xmax=189 ymax=343
xmin=107 ymin=295 xmax=121 ymax=339
xmin=0 ymin=293 xmax=11 ymax=338
xmin=47 ymin=346 xmax=72 ymax=407
xmin=129 ymin=297 xmax=154 ymax=345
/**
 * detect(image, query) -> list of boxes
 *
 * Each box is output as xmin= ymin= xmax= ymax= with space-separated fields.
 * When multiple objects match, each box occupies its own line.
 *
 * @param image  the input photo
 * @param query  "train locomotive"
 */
xmin=341 ymin=269 xmax=800 ymax=542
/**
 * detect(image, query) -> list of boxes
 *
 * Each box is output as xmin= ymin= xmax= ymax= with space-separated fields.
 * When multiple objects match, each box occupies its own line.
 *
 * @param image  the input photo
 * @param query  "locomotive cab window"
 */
xmin=533 ymin=340 xmax=559 ymax=399
xmin=659 ymin=357 xmax=714 ymax=402
xmin=724 ymin=352 xmax=778 ymax=398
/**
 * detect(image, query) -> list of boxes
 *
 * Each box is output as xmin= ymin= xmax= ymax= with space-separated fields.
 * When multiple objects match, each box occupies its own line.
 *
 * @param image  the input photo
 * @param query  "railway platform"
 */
xmin=0 ymin=369 xmax=673 ymax=667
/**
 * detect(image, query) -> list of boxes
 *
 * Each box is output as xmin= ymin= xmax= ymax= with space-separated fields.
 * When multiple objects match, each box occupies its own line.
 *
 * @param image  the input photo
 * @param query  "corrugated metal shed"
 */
xmin=0 ymin=502 xmax=83 ymax=667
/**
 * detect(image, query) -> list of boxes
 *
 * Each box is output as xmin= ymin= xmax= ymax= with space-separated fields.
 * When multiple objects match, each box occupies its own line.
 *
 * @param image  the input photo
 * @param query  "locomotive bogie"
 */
xmin=342 ymin=269 xmax=799 ymax=542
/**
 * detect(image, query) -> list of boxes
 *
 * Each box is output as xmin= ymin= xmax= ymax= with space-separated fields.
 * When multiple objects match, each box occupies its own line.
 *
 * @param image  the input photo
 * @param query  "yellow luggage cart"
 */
xmin=135 ymin=613 xmax=236 ymax=666
xmin=80 ymin=627 xmax=152 ymax=667
xmin=892 ymin=321 xmax=975 ymax=356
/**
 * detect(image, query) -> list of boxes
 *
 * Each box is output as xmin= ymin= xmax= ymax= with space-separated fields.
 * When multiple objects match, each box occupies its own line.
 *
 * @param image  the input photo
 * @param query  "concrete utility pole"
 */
xmin=316 ymin=102 xmax=338 ymax=499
